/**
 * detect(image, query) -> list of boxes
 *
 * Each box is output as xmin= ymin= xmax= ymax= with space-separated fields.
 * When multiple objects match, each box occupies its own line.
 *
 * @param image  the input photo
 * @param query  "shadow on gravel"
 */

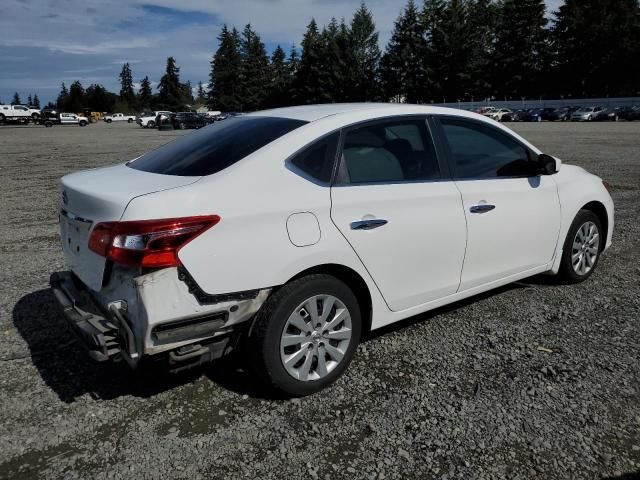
xmin=602 ymin=472 xmax=640 ymax=480
xmin=12 ymin=289 xmax=224 ymax=403
xmin=366 ymin=274 xmax=557 ymax=341
xmin=13 ymin=274 xmax=559 ymax=403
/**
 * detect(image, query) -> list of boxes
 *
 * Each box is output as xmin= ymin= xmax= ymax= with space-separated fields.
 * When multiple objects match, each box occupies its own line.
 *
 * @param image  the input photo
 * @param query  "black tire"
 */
xmin=128 ymin=118 xmax=133 ymax=123
xmin=247 ymin=274 xmax=362 ymax=397
xmin=45 ymin=121 xmax=53 ymax=128
xmin=147 ymin=120 xmax=155 ymax=128
xmin=0 ymin=113 xmax=5 ymax=122
xmin=79 ymin=120 xmax=87 ymax=127
xmin=179 ymin=122 xmax=186 ymax=130
xmin=106 ymin=119 xmax=112 ymax=123
xmin=559 ymin=209 xmax=603 ymax=283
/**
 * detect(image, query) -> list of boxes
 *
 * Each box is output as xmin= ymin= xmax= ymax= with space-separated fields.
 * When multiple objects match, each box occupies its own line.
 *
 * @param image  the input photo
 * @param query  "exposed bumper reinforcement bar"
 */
xmin=50 ymin=271 xmax=129 ymax=362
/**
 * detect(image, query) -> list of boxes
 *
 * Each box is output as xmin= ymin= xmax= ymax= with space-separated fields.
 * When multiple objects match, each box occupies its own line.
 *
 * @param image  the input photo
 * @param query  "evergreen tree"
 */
xmin=266 ymin=45 xmax=291 ymax=108
xmin=57 ymin=83 xmax=69 ymax=110
xmin=138 ymin=76 xmax=153 ymax=109
xmin=349 ymin=3 xmax=381 ymax=101
xmin=288 ymin=45 xmax=300 ymax=78
xmin=209 ymin=25 xmax=242 ymax=111
xmin=27 ymin=94 xmax=33 ymax=106
xmin=158 ymin=57 xmax=183 ymax=109
xmin=552 ymin=0 xmax=640 ymax=97
xmin=492 ymin=0 xmax=548 ymax=99
xmin=85 ymin=84 xmax=114 ymax=112
xmin=380 ymin=0 xmax=429 ymax=103
xmin=32 ymin=94 xmax=41 ymax=108
xmin=11 ymin=92 xmax=21 ymax=105
xmin=319 ymin=18 xmax=347 ymax=102
xmin=68 ymin=81 xmax=85 ymax=112
xmin=466 ymin=0 xmax=497 ymax=100
xmin=295 ymin=19 xmax=327 ymax=103
xmin=239 ymin=24 xmax=270 ymax=111
xmin=119 ymin=63 xmax=135 ymax=107
xmin=432 ymin=0 xmax=476 ymax=102
xmin=196 ymin=81 xmax=207 ymax=102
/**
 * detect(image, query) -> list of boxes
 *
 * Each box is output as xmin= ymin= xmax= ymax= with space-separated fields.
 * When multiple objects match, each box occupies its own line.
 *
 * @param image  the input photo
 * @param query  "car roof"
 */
xmin=249 ymin=103 xmax=479 ymax=123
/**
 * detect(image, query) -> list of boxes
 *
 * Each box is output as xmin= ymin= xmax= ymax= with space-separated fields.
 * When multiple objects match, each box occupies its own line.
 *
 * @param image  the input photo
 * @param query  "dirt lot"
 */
xmin=0 ymin=120 xmax=639 ymax=480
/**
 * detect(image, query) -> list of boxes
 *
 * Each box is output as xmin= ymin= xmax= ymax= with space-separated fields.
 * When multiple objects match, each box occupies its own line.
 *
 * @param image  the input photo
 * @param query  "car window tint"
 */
xmin=341 ymin=119 xmax=440 ymax=184
xmin=440 ymin=118 xmax=534 ymax=178
xmin=290 ymin=132 xmax=339 ymax=183
xmin=129 ymin=116 xmax=307 ymax=177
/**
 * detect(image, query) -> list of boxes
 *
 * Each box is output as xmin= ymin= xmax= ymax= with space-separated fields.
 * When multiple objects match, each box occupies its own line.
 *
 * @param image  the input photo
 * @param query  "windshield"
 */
xmin=128 ymin=115 xmax=307 ymax=176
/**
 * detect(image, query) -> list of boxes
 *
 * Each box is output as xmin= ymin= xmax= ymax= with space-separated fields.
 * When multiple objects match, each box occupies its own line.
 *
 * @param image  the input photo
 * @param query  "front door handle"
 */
xmin=470 ymin=204 xmax=496 ymax=214
xmin=350 ymin=219 xmax=388 ymax=230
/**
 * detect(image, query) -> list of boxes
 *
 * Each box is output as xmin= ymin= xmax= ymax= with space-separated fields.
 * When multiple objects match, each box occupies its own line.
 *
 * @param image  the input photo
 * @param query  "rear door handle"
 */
xmin=350 ymin=219 xmax=388 ymax=230
xmin=470 ymin=204 xmax=496 ymax=214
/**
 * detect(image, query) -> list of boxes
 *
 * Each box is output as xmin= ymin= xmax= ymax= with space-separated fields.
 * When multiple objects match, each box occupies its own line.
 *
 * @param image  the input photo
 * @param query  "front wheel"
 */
xmin=559 ymin=210 xmax=603 ymax=283
xmin=0 ymin=113 xmax=5 ymax=122
xmin=248 ymin=274 xmax=361 ymax=397
xmin=128 ymin=118 xmax=133 ymax=123
xmin=147 ymin=120 xmax=155 ymax=128
xmin=79 ymin=120 xmax=87 ymax=127
xmin=106 ymin=119 xmax=112 ymax=123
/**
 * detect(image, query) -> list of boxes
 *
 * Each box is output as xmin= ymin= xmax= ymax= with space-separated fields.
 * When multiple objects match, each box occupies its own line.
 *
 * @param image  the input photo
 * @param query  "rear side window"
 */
xmin=129 ymin=116 xmax=307 ymax=176
xmin=289 ymin=132 xmax=339 ymax=183
xmin=440 ymin=118 xmax=534 ymax=178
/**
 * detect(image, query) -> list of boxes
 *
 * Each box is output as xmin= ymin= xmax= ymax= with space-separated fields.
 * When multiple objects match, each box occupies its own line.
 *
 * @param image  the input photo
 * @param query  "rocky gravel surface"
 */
xmin=0 ymin=121 xmax=639 ymax=480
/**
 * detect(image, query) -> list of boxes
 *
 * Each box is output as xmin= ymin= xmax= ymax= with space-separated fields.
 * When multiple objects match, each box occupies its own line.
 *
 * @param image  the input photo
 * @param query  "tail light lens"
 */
xmin=602 ymin=180 xmax=612 ymax=193
xmin=88 ymin=215 xmax=220 ymax=268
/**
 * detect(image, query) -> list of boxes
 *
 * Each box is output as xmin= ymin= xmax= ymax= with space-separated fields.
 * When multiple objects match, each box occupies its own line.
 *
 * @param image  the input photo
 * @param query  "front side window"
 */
xmin=129 ymin=116 xmax=307 ymax=176
xmin=339 ymin=118 xmax=440 ymax=184
xmin=289 ymin=132 xmax=339 ymax=183
xmin=440 ymin=118 xmax=535 ymax=179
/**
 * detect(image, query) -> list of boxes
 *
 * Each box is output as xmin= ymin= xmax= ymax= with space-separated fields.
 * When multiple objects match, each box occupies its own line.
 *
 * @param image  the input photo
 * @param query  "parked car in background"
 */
xmin=137 ymin=111 xmax=172 ymax=128
xmin=170 ymin=112 xmax=208 ymax=130
xmin=40 ymin=111 xmax=89 ymax=127
xmin=593 ymin=108 xmax=618 ymax=121
xmin=521 ymin=109 xmax=544 ymax=122
xmin=51 ymin=103 xmax=613 ymax=396
xmin=615 ymin=106 xmax=640 ymax=121
xmin=0 ymin=104 xmax=41 ymax=123
xmin=571 ymin=107 xmax=604 ymax=121
xmin=488 ymin=108 xmax=513 ymax=122
xmin=104 ymin=113 xmax=136 ymax=123
xmin=540 ymin=108 xmax=560 ymax=121
xmin=556 ymin=106 xmax=580 ymax=121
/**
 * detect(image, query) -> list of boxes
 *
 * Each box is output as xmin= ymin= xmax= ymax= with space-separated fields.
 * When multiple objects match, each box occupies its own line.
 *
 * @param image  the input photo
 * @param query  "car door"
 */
xmin=434 ymin=116 xmax=561 ymax=291
xmin=330 ymin=117 xmax=467 ymax=312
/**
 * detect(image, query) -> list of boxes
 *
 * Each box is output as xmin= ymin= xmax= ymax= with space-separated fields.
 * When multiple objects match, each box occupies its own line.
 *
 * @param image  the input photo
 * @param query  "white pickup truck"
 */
xmin=0 ymin=105 xmax=41 ymax=123
xmin=104 ymin=113 xmax=136 ymax=123
xmin=136 ymin=111 xmax=172 ymax=128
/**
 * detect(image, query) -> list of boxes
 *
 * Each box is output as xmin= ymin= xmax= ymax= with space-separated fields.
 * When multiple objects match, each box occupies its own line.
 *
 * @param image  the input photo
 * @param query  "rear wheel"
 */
xmin=179 ymin=122 xmax=186 ymax=130
xmin=559 ymin=210 xmax=603 ymax=283
xmin=128 ymin=118 xmax=133 ymax=123
xmin=106 ymin=119 xmax=112 ymax=123
xmin=248 ymin=274 xmax=361 ymax=396
xmin=79 ymin=120 xmax=87 ymax=127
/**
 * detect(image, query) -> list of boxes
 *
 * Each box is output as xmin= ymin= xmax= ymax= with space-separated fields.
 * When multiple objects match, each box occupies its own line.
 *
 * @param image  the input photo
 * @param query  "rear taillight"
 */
xmin=602 ymin=180 xmax=612 ymax=193
xmin=88 ymin=215 xmax=220 ymax=268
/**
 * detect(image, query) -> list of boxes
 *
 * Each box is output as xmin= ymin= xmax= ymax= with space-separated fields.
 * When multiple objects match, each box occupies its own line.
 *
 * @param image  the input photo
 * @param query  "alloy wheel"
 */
xmin=572 ymin=221 xmax=600 ymax=276
xmin=280 ymin=295 xmax=352 ymax=382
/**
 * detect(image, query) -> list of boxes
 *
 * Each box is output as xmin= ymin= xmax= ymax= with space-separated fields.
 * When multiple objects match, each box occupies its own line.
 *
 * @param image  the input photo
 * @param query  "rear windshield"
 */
xmin=128 ymin=116 xmax=307 ymax=176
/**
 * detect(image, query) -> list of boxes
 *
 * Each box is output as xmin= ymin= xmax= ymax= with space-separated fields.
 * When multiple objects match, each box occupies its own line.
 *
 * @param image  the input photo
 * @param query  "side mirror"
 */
xmin=537 ymin=154 xmax=558 ymax=175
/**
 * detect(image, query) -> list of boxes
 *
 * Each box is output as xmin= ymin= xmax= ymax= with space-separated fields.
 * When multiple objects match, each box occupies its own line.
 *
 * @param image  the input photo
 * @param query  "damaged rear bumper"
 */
xmin=50 ymin=269 xmax=271 ymax=369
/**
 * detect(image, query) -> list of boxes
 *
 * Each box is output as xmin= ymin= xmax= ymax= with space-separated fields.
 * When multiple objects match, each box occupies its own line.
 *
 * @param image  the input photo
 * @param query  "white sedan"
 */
xmin=51 ymin=104 xmax=614 ymax=396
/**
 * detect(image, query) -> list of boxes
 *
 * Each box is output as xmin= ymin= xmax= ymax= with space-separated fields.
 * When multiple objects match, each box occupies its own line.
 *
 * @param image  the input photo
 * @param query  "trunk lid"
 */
xmin=59 ymin=163 xmax=200 ymax=291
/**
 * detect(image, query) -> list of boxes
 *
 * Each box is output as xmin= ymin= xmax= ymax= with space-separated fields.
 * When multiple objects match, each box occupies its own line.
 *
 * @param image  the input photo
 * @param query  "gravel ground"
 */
xmin=0 ymin=120 xmax=639 ymax=480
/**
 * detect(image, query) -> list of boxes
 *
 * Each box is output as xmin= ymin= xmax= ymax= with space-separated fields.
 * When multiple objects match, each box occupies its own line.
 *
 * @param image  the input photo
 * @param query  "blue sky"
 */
xmin=0 ymin=0 xmax=563 ymax=106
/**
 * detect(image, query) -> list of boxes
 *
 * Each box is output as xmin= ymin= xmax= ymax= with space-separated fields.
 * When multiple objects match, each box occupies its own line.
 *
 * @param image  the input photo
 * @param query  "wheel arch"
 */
xmin=287 ymin=264 xmax=373 ymax=336
xmin=581 ymin=201 xmax=608 ymax=251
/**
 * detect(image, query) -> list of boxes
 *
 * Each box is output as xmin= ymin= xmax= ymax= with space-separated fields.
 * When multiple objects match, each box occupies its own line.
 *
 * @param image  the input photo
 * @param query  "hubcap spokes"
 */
xmin=280 ymin=295 xmax=352 ymax=382
xmin=571 ymin=221 xmax=600 ymax=276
